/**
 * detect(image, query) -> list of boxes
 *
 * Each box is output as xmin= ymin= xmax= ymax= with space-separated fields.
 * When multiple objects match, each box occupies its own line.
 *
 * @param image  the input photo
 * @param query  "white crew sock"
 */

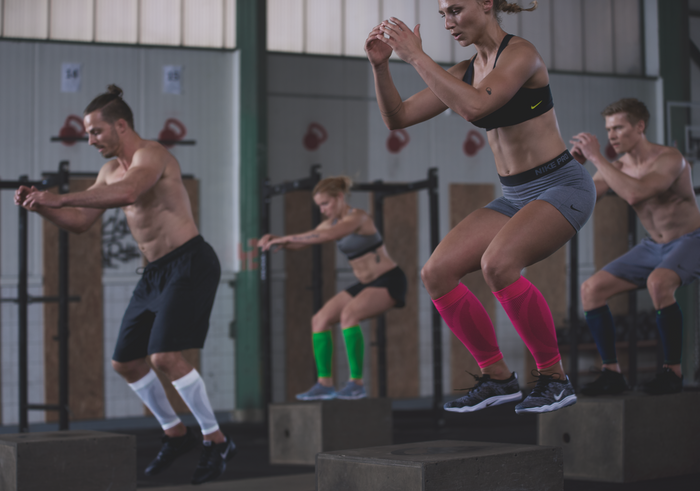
xmin=128 ymin=369 xmax=181 ymax=430
xmin=172 ymin=369 xmax=220 ymax=435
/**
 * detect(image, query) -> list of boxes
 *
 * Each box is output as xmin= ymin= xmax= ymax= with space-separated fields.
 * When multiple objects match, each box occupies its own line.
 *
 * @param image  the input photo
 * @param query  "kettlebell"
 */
xmin=58 ymin=115 xmax=86 ymax=146
xmin=303 ymin=123 xmax=328 ymax=151
xmin=463 ymin=130 xmax=485 ymax=157
xmin=387 ymin=129 xmax=410 ymax=153
xmin=159 ymin=118 xmax=187 ymax=148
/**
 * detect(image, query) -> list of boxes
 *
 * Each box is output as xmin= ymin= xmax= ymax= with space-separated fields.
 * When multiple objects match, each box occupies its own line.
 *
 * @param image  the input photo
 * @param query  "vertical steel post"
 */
xmin=310 ymin=166 xmax=323 ymax=313
xmin=373 ymin=192 xmax=387 ymax=397
xmin=568 ymin=234 xmax=579 ymax=389
xmin=57 ymin=161 xmax=70 ymax=430
xmin=18 ymin=175 xmax=29 ymax=433
xmin=428 ymin=168 xmax=443 ymax=422
xmin=260 ymin=177 xmax=272 ymax=408
xmin=627 ymin=206 xmax=638 ymax=388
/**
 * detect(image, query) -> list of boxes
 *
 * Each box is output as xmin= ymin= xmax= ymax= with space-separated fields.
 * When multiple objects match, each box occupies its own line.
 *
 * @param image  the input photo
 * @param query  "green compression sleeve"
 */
xmin=312 ymin=331 xmax=333 ymax=378
xmin=342 ymin=325 xmax=364 ymax=380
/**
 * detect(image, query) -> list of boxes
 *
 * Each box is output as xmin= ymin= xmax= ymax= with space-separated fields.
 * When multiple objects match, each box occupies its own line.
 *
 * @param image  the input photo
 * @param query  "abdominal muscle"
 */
xmin=350 ymin=245 xmax=398 ymax=284
xmin=487 ymin=109 xmax=568 ymax=176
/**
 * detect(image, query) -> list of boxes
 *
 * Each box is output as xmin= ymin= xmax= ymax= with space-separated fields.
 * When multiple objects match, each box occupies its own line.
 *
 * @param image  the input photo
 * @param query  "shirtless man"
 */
xmin=14 ymin=85 xmax=235 ymax=484
xmin=571 ymin=98 xmax=700 ymax=396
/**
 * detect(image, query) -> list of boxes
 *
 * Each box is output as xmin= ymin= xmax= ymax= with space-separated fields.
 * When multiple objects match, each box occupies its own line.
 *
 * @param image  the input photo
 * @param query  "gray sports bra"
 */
xmin=336 ymin=230 xmax=383 ymax=260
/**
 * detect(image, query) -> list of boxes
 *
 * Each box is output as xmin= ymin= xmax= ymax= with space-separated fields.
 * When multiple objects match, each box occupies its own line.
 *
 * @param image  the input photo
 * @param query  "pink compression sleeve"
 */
xmin=493 ymin=276 xmax=561 ymax=369
xmin=432 ymin=283 xmax=503 ymax=368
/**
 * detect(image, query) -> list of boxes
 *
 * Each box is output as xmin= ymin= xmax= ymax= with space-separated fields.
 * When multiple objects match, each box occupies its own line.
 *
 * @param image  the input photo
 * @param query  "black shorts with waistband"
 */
xmin=345 ymin=266 xmax=407 ymax=308
xmin=112 ymin=235 xmax=221 ymax=362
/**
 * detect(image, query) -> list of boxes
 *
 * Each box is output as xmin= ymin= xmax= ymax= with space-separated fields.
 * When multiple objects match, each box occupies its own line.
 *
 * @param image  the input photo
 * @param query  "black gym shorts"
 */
xmin=345 ymin=266 xmax=407 ymax=308
xmin=112 ymin=235 xmax=221 ymax=362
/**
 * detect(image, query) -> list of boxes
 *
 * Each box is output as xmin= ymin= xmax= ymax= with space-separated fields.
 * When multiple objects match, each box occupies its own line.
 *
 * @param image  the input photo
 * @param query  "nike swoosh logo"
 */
xmin=221 ymin=442 xmax=232 ymax=459
xmin=531 ymin=101 xmax=542 ymax=110
xmin=570 ymin=204 xmax=581 ymax=212
xmin=553 ymin=390 xmax=565 ymax=401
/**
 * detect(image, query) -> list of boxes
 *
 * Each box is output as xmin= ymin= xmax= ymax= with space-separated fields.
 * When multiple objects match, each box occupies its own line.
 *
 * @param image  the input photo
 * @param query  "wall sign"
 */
xmin=163 ymin=65 xmax=183 ymax=94
xmin=61 ymin=63 xmax=82 ymax=93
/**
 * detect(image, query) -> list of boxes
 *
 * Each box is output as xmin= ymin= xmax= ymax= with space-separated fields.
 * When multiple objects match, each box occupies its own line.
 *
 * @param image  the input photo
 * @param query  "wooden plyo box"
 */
xmin=316 ymin=440 xmax=563 ymax=491
xmin=538 ymin=391 xmax=700 ymax=482
xmin=269 ymin=399 xmax=392 ymax=465
xmin=0 ymin=430 xmax=135 ymax=491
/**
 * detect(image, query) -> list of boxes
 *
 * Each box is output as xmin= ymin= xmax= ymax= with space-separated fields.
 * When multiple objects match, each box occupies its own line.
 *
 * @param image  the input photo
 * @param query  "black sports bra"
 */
xmin=463 ymin=34 xmax=553 ymax=131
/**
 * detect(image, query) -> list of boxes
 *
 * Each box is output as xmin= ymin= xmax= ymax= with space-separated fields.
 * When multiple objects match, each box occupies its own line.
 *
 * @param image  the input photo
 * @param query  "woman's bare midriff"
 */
xmin=349 ymin=245 xmax=398 ymax=284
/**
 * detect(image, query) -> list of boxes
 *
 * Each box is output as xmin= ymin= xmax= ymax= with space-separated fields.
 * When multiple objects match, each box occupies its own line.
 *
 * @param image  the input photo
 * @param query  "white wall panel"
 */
xmin=520 ymin=0 xmax=552 ymax=67
xmin=418 ymin=0 xmax=453 ymax=64
xmin=267 ymin=0 xmax=303 ymax=52
xmin=3 ymin=0 xmax=48 ymax=39
xmin=552 ymin=0 xmax=583 ymax=72
xmin=95 ymin=0 xmax=138 ymax=44
xmin=499 ymin=9 xmax=520 ymax=38
xmin=224 ymin=0 xmax=236 ymax=49
xmin=140 ymin=0 xmax=182 ymax=45
xmin=382 ymin=0 xmax=416 ymax=61
xmin=343 ymin=0 xmax=379 ymax=57
xmin=183 ymin=0 xmax=223 ymax=48
xmin=50 ymin=0 xmax=93 ymax=42
xmin=583 ymin=0 xmax=614 ymax=73
xmin=613 ymin=0 xmax=642 ymax=75
xmin=643 ymin=0 xmax=659 ymax=77
xmin=306 ymin=0 xmax=342 ymax=55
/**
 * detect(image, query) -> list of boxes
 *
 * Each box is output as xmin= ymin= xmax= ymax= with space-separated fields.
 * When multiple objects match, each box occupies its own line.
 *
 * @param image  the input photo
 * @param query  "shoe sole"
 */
xmin=515 ymin=394 xmax=577 ymax=414
xmin=296 ymin=394 xmax=336 ymax=401
xmin=335 ymin=393 xmax=367 ymax=400
xmin=144 ymin=434 xmax=198 ymax=476
xmin=444 ymin=391 xmax=523 ymax=413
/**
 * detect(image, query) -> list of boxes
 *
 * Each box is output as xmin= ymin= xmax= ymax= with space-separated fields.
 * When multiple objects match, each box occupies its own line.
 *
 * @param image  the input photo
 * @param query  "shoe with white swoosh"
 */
xmin=514 ymin=371 xmax=577 ymax=414
xmin=444 ymin=372 xmax=523 ymax=413
xmin=191 ymin=436 xmax=237 ymax=485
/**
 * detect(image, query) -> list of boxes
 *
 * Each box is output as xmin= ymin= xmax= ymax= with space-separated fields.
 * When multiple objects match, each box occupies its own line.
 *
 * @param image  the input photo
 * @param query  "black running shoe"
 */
xmin=145 ymin=427 xmax=198 ymax=476
xmin=444 ymin=372 xmax=523 ymax=413
xmin=515 ymin=371 xmax=577 ymax=414
xmin=191 ymin=436 xmax=237 ymax=485
xmin=580 ymin=368 xmax=628 ymax=396
xmin=641 ymin=367 xmax=683 ymax=395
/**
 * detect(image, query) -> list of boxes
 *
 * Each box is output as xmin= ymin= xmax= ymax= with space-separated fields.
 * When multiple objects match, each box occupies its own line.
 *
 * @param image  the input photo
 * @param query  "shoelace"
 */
xmin=527 ymin=370 xmax=562 ymax=397
xmin=454 ymin=371 xmax=491 ymax=393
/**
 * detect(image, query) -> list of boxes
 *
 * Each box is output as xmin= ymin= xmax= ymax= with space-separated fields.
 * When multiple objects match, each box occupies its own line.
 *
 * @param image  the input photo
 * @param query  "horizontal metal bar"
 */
xmin=158 ymin=140 xmax=197 ymax=145
xmin=265 ymin=178 xmax=318 ymax=197
xmin=352 ymin=180 xmax=430 ymax=194
xmin=0 ymin=296 xmax=80 ymax=304
xmin=27 ymin=404 xmax=61 ymax=411
xmin=0 ymin=181 xmax=47 ymax=189
xmin=50 ymin=136 xmax=88 ymax=142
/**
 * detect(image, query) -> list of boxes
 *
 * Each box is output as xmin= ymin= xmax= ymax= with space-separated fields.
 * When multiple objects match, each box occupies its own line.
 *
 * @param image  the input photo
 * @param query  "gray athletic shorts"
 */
xmin=602 ymin=227 xmax=700 ymax=287
xmin=485 ymin=150 xmax=596 ymax=231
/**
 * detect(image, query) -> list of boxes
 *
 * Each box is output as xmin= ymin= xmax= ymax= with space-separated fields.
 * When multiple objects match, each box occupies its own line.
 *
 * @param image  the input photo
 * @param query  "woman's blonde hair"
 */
xmin=313 ymin=176 xmax=353 ymax=197
xmin=492 ymin=0 xmax=537 ymax=23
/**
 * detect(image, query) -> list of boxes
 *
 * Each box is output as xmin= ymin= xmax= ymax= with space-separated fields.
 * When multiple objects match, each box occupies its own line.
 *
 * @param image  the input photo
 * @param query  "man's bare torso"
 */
xmin=618 ymin=145 xmax=700 ymax=243
xmin=103 ymin=142 xmax=199 ymax=262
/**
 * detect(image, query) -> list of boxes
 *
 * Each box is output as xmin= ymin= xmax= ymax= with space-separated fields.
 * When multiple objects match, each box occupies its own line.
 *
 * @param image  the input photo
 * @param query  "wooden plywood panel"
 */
xmin=284 ymin=191 xmax=336 ymax=401
xmin=594 ymin=194 xmax=630 ymax=315
xmin=44 ymin=178 xmax=104 ymax=421
xmin=149 ymin=177 xmax=201 ymax=414
xmin=449 ymin=184 xmax=494 ymax=393
xmin=379 ymin=192 xmax=419 ymax=399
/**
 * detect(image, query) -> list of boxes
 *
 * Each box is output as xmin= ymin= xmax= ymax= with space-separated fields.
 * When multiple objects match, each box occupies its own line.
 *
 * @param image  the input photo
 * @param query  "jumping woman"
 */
xmin=365 ymin=0 xmax=595 ymax=414
xmin=259 ymin=176 xmax=407 ymax=400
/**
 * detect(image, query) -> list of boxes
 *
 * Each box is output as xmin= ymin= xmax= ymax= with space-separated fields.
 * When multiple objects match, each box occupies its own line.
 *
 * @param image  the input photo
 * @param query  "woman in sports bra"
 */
xmin=365 ymin=0 xmax=595 ymax=414
xmin=259 ymin=176 xmax=407 ymax=401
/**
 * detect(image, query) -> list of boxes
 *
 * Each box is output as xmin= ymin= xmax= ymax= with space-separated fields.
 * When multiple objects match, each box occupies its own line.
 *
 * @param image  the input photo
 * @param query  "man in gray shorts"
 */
xmin=571 ymin=98 xmax=700 ymax=395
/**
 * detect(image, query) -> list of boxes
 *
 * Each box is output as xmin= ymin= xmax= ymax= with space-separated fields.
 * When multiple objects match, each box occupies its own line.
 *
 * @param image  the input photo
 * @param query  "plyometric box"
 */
xmin=269 ymin=399 xmax=392 ymax=465
xmin=0 ymin=430 xmax=136 ymax=491
xmin=317 ymin=440 xmax=563 ymax=491
xmin=538 ymin=391 xmax=700 ymax=482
